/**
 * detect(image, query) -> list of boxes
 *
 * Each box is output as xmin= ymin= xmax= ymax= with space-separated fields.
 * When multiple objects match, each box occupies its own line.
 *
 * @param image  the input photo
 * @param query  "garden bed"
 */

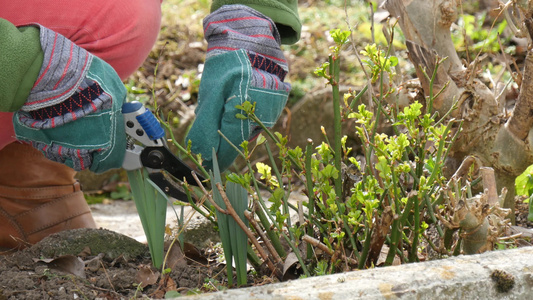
xmin=0 ymin=201 xmax=531 ymax=299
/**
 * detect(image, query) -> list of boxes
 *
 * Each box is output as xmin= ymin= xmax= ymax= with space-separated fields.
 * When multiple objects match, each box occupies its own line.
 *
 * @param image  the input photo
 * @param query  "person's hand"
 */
xmin=12 ymin=25 xmax=127 ymax=173
xmin=186 ymin=4 xmax=291 ymax=170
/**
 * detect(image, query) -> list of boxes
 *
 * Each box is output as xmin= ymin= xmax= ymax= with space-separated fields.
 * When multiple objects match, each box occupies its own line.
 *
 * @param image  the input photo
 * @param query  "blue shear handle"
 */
xmin=122 ymin=101 xmax=143 ymax=113
xmin=137 ymin=109 xmax=165 ymax=141
xmin=122 ymin=102 xmax=166 ymax=141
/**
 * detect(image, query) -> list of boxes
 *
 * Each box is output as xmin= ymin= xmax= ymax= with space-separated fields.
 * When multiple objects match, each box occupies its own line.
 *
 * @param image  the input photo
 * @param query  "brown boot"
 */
xmin=0 ymin=142 xmax=96 ymax=252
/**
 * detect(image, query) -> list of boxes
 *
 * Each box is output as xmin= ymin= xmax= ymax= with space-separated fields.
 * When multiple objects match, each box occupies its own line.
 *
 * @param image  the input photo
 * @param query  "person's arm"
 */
xmin=0 ymin=18 xmax=127 ymax=173
xmin=0 ymin=18 xmax=43 ymax=112
xmin=210 ymin=0 xmax=301 ymax=44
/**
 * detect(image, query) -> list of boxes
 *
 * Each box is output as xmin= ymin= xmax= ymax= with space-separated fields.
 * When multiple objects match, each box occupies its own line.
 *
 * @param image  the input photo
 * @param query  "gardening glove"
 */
xmin=186 ymin=4 xmax=291 ymax=171
xmin=10 ymin=24 xmax=127 ymax=173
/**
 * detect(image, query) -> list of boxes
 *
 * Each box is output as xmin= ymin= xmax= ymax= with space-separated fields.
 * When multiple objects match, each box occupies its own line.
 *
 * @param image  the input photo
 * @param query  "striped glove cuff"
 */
xmin=19 ymin=25 xmax=111 ymax=129
xmin=203 ymin=5 xmax=290 ymax=92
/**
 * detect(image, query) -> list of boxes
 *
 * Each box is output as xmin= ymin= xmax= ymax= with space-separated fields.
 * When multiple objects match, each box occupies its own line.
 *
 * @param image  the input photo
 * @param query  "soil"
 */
xmin=0 ymin=228 xmax=230 ymax=299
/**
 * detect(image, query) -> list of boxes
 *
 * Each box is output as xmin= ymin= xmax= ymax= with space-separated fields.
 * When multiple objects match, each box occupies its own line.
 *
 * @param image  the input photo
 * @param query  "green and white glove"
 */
xmin=186 ymin=4 xmax=291 ymax=171
xmin=12 ymin=24 xmax=126 ymax=173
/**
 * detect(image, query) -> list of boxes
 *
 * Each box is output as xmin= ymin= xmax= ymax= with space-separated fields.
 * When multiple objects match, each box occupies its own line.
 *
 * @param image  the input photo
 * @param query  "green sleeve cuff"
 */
xmin=0 ymin=19 xmax=44 ymax=112
xmin=211 ymin=0 xmax=301 ymax=45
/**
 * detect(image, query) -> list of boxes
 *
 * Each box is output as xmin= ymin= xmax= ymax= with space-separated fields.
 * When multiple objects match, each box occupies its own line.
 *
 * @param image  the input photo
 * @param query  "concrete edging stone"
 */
xmin=179 ymin=246 xmax=533 ymax=300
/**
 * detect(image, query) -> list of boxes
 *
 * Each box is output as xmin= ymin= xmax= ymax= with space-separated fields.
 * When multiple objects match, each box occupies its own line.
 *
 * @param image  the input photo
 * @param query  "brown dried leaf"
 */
xmin=135 ymin=265 xmax=160 ymax=288
xmin=183 ymin=242 xmax=207 ymax=265
xmin=33 ymin=255 xmax=86 ymax=278
xmin=376 ymin=245 xmax=401 ymax=266
xmin=282 ymin=252 xmax=301 ymax=281
xmin=165 ymin=242 xmax=187 ymax=270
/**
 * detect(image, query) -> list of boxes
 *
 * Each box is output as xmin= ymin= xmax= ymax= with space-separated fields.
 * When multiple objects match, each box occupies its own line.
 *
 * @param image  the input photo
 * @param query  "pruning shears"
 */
xmin=121 ymin=101 xmax=205 ymax=200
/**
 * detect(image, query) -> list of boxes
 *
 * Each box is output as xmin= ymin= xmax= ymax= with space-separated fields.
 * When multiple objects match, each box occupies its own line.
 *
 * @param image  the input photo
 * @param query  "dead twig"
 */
xmin=302 ymin=235 xmax=358 ymax=265
xmin=244 ymin=210 xmax=283 ymax=265
xmin=99 ymin=260 xmax=116 ymax=292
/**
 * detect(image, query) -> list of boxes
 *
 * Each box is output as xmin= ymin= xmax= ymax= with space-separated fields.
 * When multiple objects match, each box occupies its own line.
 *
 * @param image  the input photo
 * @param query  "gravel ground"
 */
xmin=90 ymin=201 xmax=194 ymax=243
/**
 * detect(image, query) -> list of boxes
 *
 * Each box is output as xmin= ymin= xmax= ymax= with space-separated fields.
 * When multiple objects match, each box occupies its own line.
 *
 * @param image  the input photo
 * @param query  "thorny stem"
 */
xmin=329 ymin=54 xmax=358 ymax=254
xmin=409 ymin=194 xmax=421 ymax=262
xmin=216 ymin=129 xmax=303 ymax=263
xmin=426 ymin=56 xmax=440 ymax=114
xmin=320 ymin=127 xmax=334 ymax=154
xmin=329 ymin=55 xmax=343 ymax=207
xmin=264 ymin=143 xmax=294 ymax=237
xmin=218 ymin=130 xmax=246 ymax=160
xmin=384 ymin=235 xmax=408 ymax=262
xmin=349 ymin=85 xmax=369 ymax=110
xmin=244 ymin=155 xmax=320 ymax=266
xmin=343 ymin=0 xmax=374 ymax=103
xmin=305 ymin=140 xmax=315 ymax=260
xmin=158 ymin=112 xmax=208 ymax=179
xmin=161 ymin=237 xmax=179 ymax=280
xmin=247 ymin=244 xmax=263 ymax=271
xmin=385 ymin=219 xmax=400 ymax=266
xmin=384 ymin=166 xmax=406 ymax=265
xmin=358 ymin=226 xmax=373 ymax=269
xmin=361 ymin=31 xmax=398 ymax=266
xmin=422 ymin=232 xmax=440 ymax=253
xmin=370 ymin=19 xmax=396 ymax=144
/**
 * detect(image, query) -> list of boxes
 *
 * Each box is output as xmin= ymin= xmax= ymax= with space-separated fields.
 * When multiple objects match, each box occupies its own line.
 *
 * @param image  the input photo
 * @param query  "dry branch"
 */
xmin=244 ymin=210 xmax=283 ymax=266
xmin=302 ymin=235 xmax=358 ymax=265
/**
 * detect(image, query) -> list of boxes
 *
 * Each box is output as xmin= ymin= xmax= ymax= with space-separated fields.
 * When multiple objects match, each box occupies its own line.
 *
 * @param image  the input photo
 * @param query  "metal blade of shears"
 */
xmin=140 ymin=146 xmax=204 ymax=185
xmin=140 ymin=146 xmax=206 ymax=200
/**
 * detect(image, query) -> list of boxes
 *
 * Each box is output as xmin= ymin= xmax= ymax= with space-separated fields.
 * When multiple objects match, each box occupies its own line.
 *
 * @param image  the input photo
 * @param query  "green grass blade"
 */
xmin=226 ymin=181 xmax=249 ymax=286
xmin=146 ymin=175 xmax=168 ymax=268
xmin=211 ymin=149 xmax=233 ymax=286
xmin=128 ymin=170 xmax=148 ymax=229
xmin=127 ymin=169 xmax=168 ymax=269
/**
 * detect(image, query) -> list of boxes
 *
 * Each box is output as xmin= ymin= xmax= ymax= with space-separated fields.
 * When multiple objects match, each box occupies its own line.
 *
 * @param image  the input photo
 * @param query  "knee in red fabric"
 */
xmin=0 ymin=113 xmax=15 ymax=151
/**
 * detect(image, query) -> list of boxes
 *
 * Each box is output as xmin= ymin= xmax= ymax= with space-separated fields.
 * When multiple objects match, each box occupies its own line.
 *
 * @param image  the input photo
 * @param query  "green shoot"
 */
xmin=127 ymin=169 xmax=168 ymax=269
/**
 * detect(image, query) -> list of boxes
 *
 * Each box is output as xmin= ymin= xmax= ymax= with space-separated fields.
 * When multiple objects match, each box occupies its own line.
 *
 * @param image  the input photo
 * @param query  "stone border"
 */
xmin=179 ymin=246 xmax=533 ymax=299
